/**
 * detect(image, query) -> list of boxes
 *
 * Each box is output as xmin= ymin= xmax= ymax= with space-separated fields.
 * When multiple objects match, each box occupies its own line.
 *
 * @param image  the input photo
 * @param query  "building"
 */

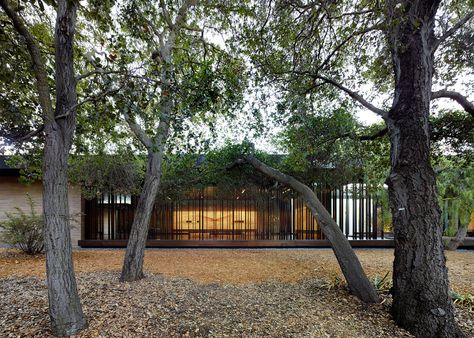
xmin=81 ymin=184 xmax=381 ymax=247
xmin=1 ymin=156 xmax=472 ymax=248
xmin=0 ymin=156 xmax=82 ymax=246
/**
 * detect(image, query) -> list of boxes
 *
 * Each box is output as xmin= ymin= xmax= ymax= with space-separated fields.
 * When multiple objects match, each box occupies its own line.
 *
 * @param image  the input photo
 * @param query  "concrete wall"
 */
xmin=0 ymin=176 xmax=82 ymax=247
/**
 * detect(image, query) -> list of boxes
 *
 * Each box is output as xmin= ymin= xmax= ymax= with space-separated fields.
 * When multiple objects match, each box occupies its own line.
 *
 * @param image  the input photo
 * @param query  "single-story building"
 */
xmin=0 ymin=156 xmax=82 ymax=246
xmin=1 ymin=156 xmax=472 ymax=248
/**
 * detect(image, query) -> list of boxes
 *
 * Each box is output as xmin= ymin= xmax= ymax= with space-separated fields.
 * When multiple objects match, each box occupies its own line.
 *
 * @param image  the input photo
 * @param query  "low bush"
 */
xmin=372 ymin=272 xmax=392 ymax=294
xmin=0 ymin=194 xmax=44 ymax=255
xmin=449 ymin=290 xmax=474 ymax=311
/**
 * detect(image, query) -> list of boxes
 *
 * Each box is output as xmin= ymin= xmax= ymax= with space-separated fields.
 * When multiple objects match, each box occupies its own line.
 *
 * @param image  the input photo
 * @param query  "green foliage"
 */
xmin=277 ymin=108 xmax=358 ymax=185
xmin=73 ymin=0 xmax=250 ymax=157
xmin=324 ymin=272 xmax=393 ymax=296
xmin=0 ymin=7 xmax=48 ymax=147
xmin=159 ymin=142 xmax=283 ymax=199
xmin=436 ymin=158 xmax=474 ymax=235
xmin=69 ymin=154 xmax=145 ymax=199
xmin=431 ymin=110 xmax=474 ymax=161
xmin=449 ymin=290 xmax=474 ymax=311
xmin=372 ymin=272 xmax=392 ymax=294
xmin=0 ymin=194 xmax=44 ymax=255
xmin=276 ymin=107 xmax=391 ymax=189
xmin=357 ymin=123 xmax=391 ymax=189
xmin=6 ymin=152 xmax=43 ymax=184
xmin=66 ymin=142 xmax=283 ymax=200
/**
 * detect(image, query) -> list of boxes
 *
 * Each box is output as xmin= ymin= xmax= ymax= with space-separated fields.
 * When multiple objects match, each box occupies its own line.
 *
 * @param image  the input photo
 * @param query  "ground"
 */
xmin=0 ymin=249 xmax=473 ymax=337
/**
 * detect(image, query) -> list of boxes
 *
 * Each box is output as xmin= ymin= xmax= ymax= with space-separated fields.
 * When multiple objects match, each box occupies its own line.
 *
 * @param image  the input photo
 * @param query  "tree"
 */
xmin=0 ymin=0 xmax=87 ymax=335
xmin=376 ymin=3 xmax=471 ymax=336
xmin=117 ymin=0 xmax=189 ymax=280
xmin=230 ymin=150 xmax=379 ymax=303
xmin=240 ymin=0 xmax=474 ymax=336
xmin=114 ymin=0 xmax=246 ymax=281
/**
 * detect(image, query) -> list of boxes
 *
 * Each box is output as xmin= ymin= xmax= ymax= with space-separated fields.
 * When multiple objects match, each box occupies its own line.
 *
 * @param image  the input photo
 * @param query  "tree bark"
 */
xmin=42 ymin=0 xmax=87 ymax=335
xmin=240 ymin=155 xmax=379 ymax=303
xmin=120 ymin=150 xmax=164 ymax=281
xmin=120 ymin=62 xmax=170 ymax=282
xmin=120 ymin=15 xmax=176 ymax=281
xmin=1 ymin=0 xmax=87 ymax=335
xmin=385 ymin=1 xmax=464 ymax=336
xmin=444 ymin=227 xmax=468 ymax=251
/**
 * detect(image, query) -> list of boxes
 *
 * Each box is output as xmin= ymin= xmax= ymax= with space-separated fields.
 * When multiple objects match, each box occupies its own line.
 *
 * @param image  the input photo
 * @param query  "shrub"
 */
xmin=449 ymin=290 xmax=474 ymax=311
xmin=0 ymin=194 xmax=44 ymax=255
xmin=372 ymin=271 xmax=392 ymax=294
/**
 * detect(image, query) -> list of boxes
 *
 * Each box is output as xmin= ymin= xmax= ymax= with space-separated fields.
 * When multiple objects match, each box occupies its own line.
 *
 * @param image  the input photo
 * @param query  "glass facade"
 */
xmin=84 ymin=184 xmax=381 ymax=241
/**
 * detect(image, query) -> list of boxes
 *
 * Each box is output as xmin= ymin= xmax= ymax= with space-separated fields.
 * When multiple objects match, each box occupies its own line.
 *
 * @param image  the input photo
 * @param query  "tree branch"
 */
xmin=329 ymin=9 xmax=374 ymax=20
xmin=123 ymin=112 xmax=153 ymax=149
xmin=309 ymin=127 xmax=388 ymax=149
xmin=315 ymin=23 xmax=382 ymax=73
xmin=317 ymin=75 xmax=388 ymax=117
xmin=432 ymin=9 xmax=474 ymax=51
xmin=181 ymin=23 xmax=203 ymax=32
xmin=431 ymin=90 xmax=474 ymax=118
xmin=144 ymin=15 xmax=165 ymax=45
xmin=0 ymin=125 xmax=44 ymax=143
xmin=173 ymin=0 xmax=198 ymax=31
xmin=357 ymin=127 xmax=388 ymax=140
xmin=3 ymin=82 xmax=128 ymax=143
xmin=159 ymin=0 xmax=173 ymax=29
xmin=75 ymin=69 xmax=125 ymax=82
xmin=0 ymin=0 xmax=53 ymax=118
xmin=56 ymin=84 xmax=126 ymax=120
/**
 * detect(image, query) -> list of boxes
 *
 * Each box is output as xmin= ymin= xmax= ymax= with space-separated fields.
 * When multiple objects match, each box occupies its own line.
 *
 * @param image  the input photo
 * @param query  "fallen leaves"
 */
xmin=0 ymin=248 xmax=473 ymax=337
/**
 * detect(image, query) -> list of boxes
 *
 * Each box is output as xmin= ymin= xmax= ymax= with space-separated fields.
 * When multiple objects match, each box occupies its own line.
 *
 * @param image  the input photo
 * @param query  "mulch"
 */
xmin=0 ymin=249 xmax=473 ymax=337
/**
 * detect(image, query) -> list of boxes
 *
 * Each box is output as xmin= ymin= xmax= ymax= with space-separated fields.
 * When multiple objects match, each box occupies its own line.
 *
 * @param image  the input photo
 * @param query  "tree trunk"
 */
xmin=42 ymin=0 xmax=87 ymax=336
xmin=120 ymin=151 xmax=163 ymax=282
xmin=43 ymin=134 xmax=87 ymax=336
xmin=386 ymin=1 xmax=464 ymax=336
xmin=444 ymin=227 xmax=468 ymax=251
xmin=242 ymin=155 xmax=379 ymax=303
xmin=121 ymin=38 xmax=172 ymax=282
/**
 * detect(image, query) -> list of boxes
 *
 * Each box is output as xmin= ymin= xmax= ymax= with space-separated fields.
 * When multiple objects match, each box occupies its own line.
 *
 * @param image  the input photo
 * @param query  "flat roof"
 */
xmin=0 ymin=156 xmax=20 ymax=176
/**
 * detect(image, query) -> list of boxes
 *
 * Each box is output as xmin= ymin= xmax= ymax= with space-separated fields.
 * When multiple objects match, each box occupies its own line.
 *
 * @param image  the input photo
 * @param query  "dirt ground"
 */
xmin=1 ymin=248 xmax=473 ymax=294
xmin=1 ymin=248 xmax=473 ymax=337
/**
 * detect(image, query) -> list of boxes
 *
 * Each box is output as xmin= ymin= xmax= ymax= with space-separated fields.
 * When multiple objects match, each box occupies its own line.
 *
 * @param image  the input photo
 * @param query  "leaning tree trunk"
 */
xmin=242 ymin=155 xmax=379 ymax=303
xmin=385 ymin=1 xmax=464 ymax=336
xmin=121 ymin=38 xmax=173 ymax=282
xmin=42 ymin=0 xmax=87 ymax=335
xmin=444 ymin=227 xmax=468 ymax=251
xmin=120 ymin=151 xmax=163 ymax=282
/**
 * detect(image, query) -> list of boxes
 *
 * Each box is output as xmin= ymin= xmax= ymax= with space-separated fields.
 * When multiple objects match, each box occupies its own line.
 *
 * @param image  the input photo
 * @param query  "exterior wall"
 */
xmin=83 ymin=185 xmax=380 ymax=243
xmin=0 ymin=176 xmax=82 ymax=247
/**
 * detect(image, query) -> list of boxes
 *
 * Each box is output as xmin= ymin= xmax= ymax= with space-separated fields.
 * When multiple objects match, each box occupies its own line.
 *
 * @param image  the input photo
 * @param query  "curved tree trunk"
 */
xmin=119 ymin=1 xmax=195 ymax=283
xmin=242 ymin=155 xmax=379 ymax=303
xmin=120 ymin=151 xmax=163 ymax=282
xmin=444 ymin=227 xmax=468 ymax=251
xmin=385 ymin=1 xmax=463 ymax=336
xmin=42 ymin=0 xmax=87 ymax=335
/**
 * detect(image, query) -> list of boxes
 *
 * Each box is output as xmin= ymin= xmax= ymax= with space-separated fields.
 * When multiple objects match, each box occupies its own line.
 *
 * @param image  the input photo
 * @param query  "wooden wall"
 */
xmin=0 ymin=176 xmax=82 ymax=247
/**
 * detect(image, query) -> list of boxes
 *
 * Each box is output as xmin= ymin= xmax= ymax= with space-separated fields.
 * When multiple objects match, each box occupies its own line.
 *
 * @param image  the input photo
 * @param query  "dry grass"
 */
xmin=1 ymin=248 xmax=473 ymax=294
